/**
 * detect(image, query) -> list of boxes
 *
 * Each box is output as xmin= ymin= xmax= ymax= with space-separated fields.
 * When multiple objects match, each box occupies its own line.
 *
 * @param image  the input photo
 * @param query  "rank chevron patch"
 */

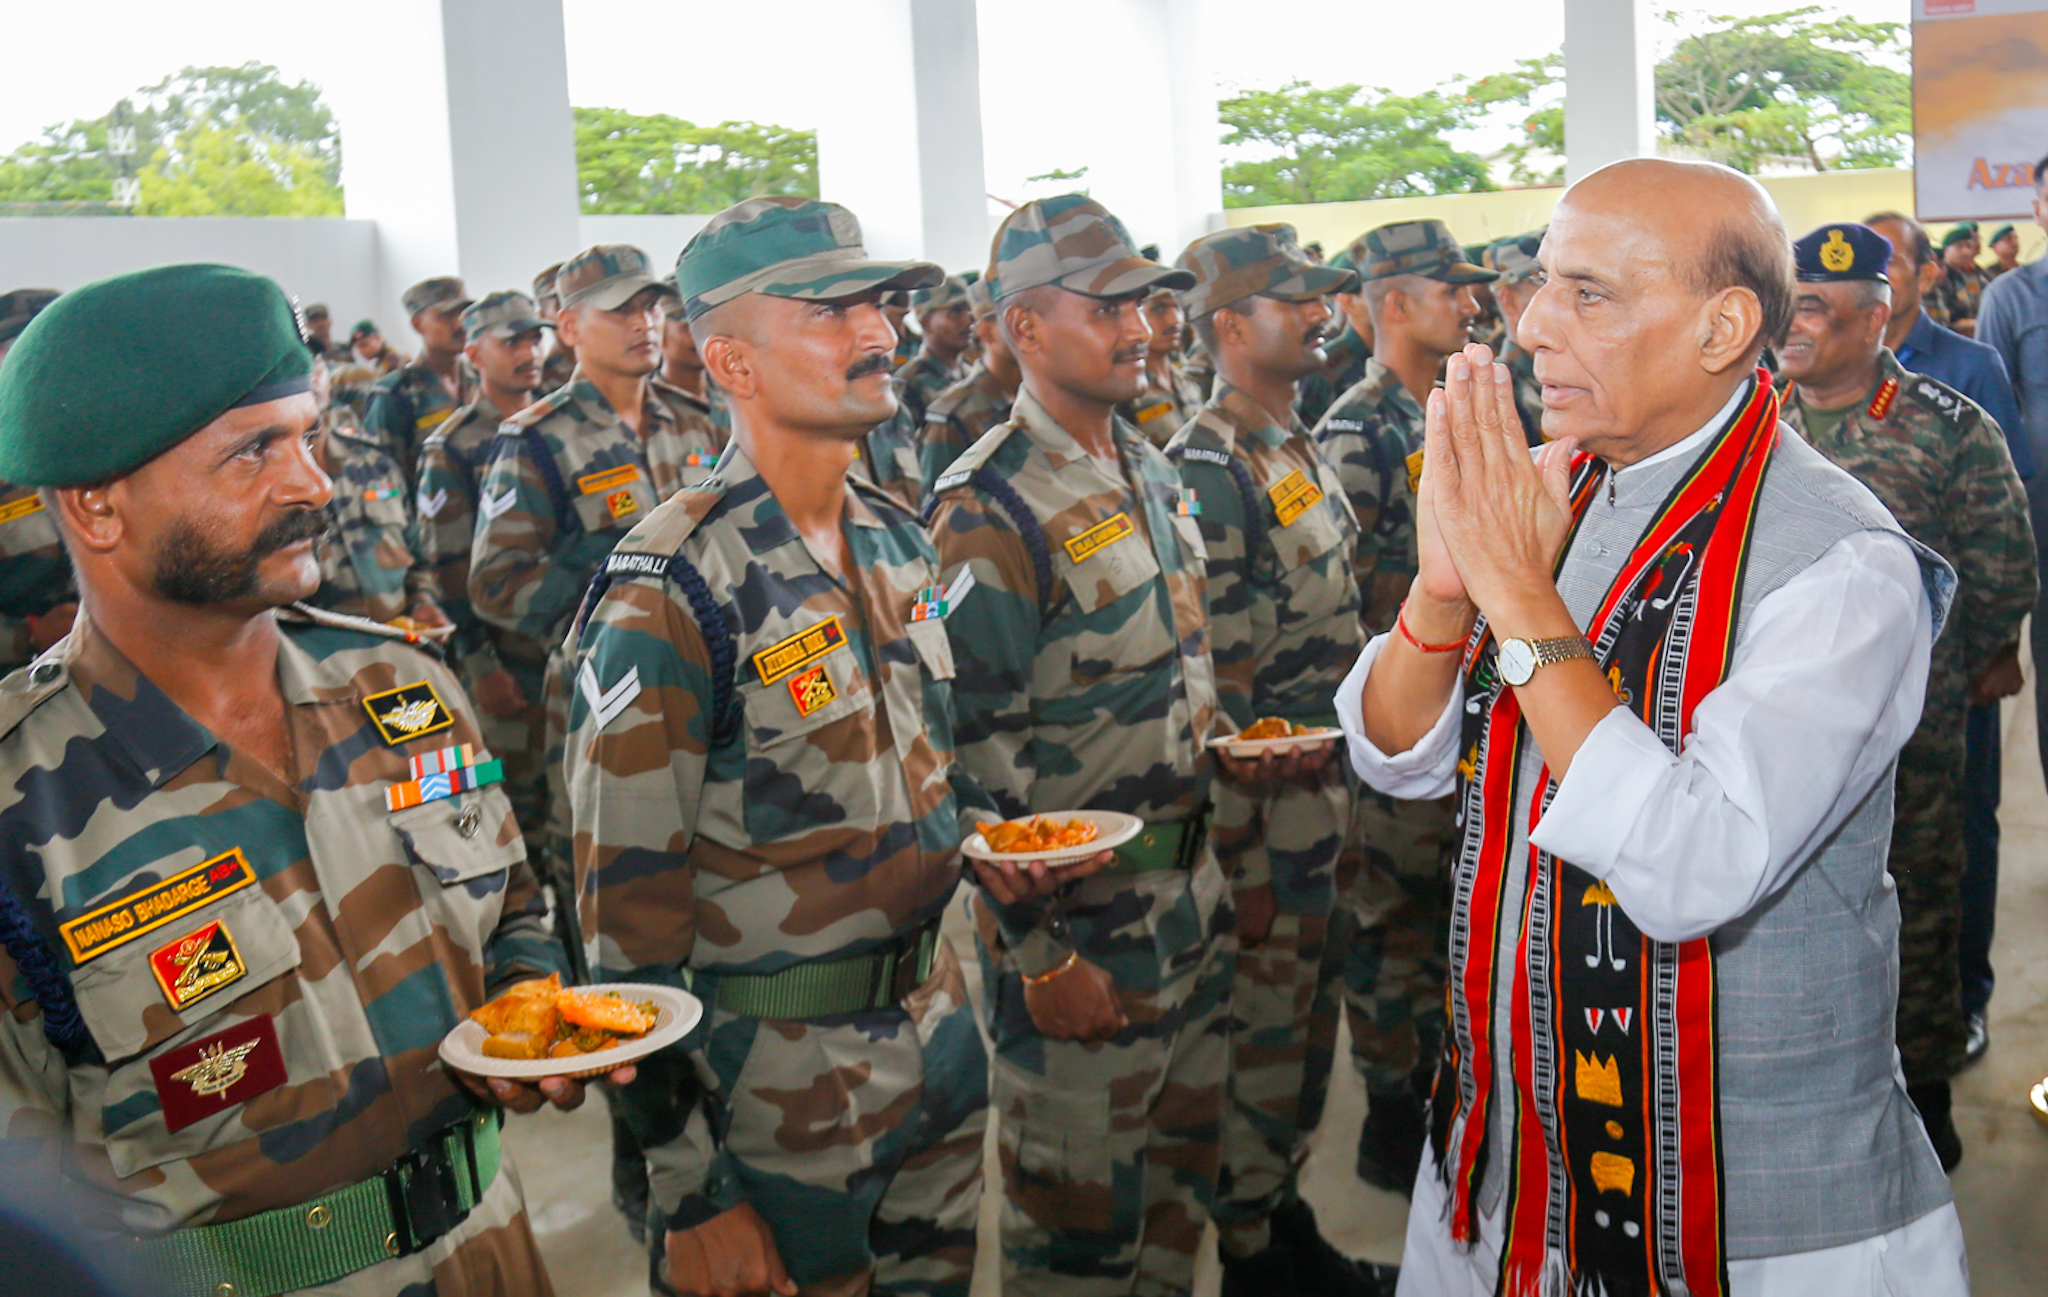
xmin=579 ymin=660 xmax=643 ymax=730
xmin=480 ymin=488 xmax=518 ymax=522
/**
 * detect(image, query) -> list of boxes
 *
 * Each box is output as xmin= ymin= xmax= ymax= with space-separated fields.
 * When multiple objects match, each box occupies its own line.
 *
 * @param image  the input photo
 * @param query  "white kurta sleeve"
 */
xmin=1335 ymin=631 xmax=1464 ymax=800
xmin=1531 ymin=529 xmax=1934 ymax=943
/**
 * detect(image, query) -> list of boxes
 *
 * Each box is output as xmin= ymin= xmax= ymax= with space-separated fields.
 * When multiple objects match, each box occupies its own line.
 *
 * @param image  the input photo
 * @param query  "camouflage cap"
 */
xmin=302 ymin=301 xmax=331 ymax=320
xmin=462 ymin=290 xmax=548 ymax=343
xmin=1355 ymin=220 xmax=1497 ymax=284
xmin=1490 ymin=229 xmax=1546 ymax=284
xmin=988 ymin=194 xmax=1194 ymax=301
xmin=673 ymin=196 xmax=941 ymax=324
xmin=966 ymin=276 xmax=997 ymax=322
xmin=402 ymin=276 xmax=471 ymax=317
xmin=0 ymin=288 xmax=61 ymax=346
xmin=913 ymin=274 xmax=972 ymax=314
xmin=532 ymin=262 xmax=564 ymax=303
xmin=1174 ymin=223 xmax=1357 ymax=319
xmin=557 ymin=245 xmax=666 ymax=311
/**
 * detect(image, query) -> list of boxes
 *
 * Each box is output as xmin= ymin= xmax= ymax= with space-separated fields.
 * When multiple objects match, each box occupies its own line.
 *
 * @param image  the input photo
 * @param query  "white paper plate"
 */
xmin=1207 ymin=727 xmax=1343 ymax=759
xmin=960 ymin=810 xmax=1144 ymax=866
xmin=439 ymin=982 xmax=701 ymax=1081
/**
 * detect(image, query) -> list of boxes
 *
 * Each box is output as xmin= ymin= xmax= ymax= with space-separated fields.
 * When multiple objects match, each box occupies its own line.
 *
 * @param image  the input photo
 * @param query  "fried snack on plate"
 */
xmin=469 ymin=974 xmax=657 ymax=1062
xmin=1236 ymin=716 xmax=1313 ymax=741
xmin=976 ymin=815 xmax=1100 ymax=855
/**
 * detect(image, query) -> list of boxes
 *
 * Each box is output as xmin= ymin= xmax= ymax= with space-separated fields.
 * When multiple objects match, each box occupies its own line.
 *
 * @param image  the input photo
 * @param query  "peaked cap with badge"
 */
xmin=1793 ymin=222 xmax=1893 ymax=283
xmin=672 ymin=196 xmax=941 ymax=324
xmin=1357 ymin=218 xmax=1497 ymax=284
xmin=1174 ymin=222 xmax=1358 ymax=319
xmin=987 ymin=192 xmax=1196 ymax=301
xmin=0 ymin=264 xmax=312 ymax=488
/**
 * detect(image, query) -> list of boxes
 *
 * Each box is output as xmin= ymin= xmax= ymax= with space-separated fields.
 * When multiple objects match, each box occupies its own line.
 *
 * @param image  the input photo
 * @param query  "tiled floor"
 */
xmin=515 ymin=684 xmax=2048 ymax=1295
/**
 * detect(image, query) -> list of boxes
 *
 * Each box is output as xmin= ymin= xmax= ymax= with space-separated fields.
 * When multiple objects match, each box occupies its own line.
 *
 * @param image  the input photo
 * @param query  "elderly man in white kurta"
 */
xmin=1340 ymin=159 xmax=1968 ymax=1297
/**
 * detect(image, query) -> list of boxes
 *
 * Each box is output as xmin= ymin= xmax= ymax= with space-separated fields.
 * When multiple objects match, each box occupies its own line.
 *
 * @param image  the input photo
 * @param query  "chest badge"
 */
xmin=149 ymin=920 xmax=248 ymax=1011
xmin=1405 ymin=448 xmax=1426 ymax=494
xmin=1064 ymin=511 xmax=1135 ymax=563
xmin=385 ymin=742 xmax=505 ymax=810
xmin=362 ymin=679 xmax=456 ymax=746
xmin=910 ymin=585 xmax=948 ymax=622
xmin=362 ymin=484 xmax=401 ymax=502
xmin=753 ymin=615 xmax=848 ymax=685
xmin=150 ymin=1013 xmax=289 ymax=1133
xmin=788 ymin=663 xmax=837 ymax=717
xmin=1175 ymin=490 xmax=1201 ymax=517
xmin=1268 ymin=469 xmax=1324 ymax=527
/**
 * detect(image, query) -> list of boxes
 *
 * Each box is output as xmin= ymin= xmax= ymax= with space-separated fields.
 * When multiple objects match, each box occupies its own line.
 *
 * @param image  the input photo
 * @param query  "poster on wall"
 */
xmin=1914 ymin=0 xmax=2048 ymax=219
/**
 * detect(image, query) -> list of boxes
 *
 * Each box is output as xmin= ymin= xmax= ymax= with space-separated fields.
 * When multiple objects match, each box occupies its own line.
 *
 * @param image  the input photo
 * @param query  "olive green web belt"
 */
xmin=1100 ymin=811 xmax=1210 ymax=877
xmin=687 ymin=919 xmax=942 ymax=1020
xmin=136 ymin=1108 xmax=500 ymax=1297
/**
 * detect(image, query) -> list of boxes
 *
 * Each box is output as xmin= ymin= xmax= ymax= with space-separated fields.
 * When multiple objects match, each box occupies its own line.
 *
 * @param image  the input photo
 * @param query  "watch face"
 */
xmin=1498 ymin=638 xmax=1537 ymax=687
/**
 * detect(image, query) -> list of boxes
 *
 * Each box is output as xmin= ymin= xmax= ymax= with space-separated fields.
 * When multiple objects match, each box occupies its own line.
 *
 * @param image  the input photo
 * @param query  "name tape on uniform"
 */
xmin=1268 ymin=469 xmax=1324 ymax=527
xmin=753 ymin=616 xmax=847 ymax=685
xmin=0 ymin=495 xmax=46 ymax=526
xmin=1064 ymin=512 xmax=1135 ymax=564
xmin=362 ymin=679 xmax=455 ymax=746
xmin=577 ymin=465 xmax=640 ymax=495
xmin=60 ymin=847 xmax=258 ymax=965
xmin=1405 ymin=448 xmax=1426 ymax=494
xmin=604 ymin=551 xmax=672 ymax=578
xmin=1176 ymin=447 xmax=1233 ymax=468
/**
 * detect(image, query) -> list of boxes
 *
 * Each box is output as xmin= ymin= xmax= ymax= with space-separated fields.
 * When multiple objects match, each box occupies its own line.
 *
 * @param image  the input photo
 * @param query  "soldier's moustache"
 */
xmin=152 ymin=507 xmax=330 ymax=607
xmin=845 ymin=353 xmax=893 ymax=382
xmin=1112 ymin=345 xmax=1147 ymax=365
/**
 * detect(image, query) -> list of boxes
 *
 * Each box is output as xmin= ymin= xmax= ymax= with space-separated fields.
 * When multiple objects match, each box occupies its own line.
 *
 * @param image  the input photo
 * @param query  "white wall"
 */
xmin=0 ymin=216 xmax=382 ymax=332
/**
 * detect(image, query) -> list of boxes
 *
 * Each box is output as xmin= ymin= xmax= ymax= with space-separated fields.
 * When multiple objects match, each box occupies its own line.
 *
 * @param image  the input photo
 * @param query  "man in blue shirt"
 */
xmin=1869 ymin=210 xmax=2032 ymax=1065
xmin=1974 ymin=159 xmax=2048 ymax=1066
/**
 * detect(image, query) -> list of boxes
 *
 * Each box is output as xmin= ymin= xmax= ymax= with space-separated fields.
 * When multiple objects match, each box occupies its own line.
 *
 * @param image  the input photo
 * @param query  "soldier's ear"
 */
xmin=701 ymin=335 xmax=756 ymax=401
xmin=51 ymin=484 xmax=121 ymax=555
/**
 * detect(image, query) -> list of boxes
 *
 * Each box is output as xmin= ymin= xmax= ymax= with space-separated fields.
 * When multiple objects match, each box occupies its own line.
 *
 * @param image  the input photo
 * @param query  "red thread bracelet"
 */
xmin=1396 ymin=603 xmax=1468 ymax=654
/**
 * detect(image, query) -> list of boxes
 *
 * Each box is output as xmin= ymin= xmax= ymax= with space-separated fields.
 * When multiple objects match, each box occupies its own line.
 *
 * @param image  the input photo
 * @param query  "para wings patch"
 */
xmin=362 ymin=680 xmax=456 ymax=745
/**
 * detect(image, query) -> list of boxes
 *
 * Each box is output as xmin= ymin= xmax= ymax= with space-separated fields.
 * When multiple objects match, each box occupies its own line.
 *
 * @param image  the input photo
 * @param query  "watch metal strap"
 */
xmin=1531 ymin=635 xmax=1595 ymax=669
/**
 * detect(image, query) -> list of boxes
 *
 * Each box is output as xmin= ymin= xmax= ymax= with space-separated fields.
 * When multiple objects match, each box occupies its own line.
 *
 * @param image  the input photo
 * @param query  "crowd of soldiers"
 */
xmin=0 ymin=176 xmax=2032 ymax=1297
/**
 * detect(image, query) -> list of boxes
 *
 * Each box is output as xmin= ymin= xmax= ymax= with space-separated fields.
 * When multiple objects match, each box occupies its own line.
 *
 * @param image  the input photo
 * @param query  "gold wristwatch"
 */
xmin=1495 ymin=635 xmax=1595 ymax=687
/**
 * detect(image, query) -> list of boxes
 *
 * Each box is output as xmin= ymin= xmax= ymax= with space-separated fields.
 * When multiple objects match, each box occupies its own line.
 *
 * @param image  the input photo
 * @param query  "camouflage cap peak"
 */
xmin=674 ymin=196 xmax=941 ymax=324
xmin=913 ymin=274 xmax=973 ymax=314
xmin=403 ymin=276 xmax=470 ymax=317
xmin=988 ymin=193 xmax=1194 ymax=301
xmin=1354 ymin=219 xmax=1497 ymax=284
xmin=1174 ymin=223 xmax=1357 ymax=318
xmin=1489 ymin=229 xmax=1547 ymax=284
xmin=462 ymin=290 xmax=548 ymax=343
xmin=557 ymin=245 xmax=664 ymax=311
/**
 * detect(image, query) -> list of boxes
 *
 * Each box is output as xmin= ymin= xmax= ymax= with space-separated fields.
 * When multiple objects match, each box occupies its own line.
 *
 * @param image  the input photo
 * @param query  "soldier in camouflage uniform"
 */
xmin=0 ymin=262 xmax=598 ymax=1297
xmin=306 ymin=358 xmax=448 ymax=629
xmin=1986 ymin=223 xmax=2021 ymax=281
xmin=1310 ymin=218 xmax=1495 ymax=1194
xmin=298 ymin=302 xmax=354 ymax=364
xmin=918 ymin=277 xmax=1020 ymax=487
xmin=897 ymin=274 xmax=973 ymax=428
xmin=1293 ymin=247 xmax=1372 ymax=430
xmin=533 ymin=263 xmax=578 ymax=394
xmin=1120 ymin=286 xmax=1206 ymax=447
xmin=416 ymin=292 xmax=550 ymax=866
xmin=1489 ymin=230 xmax=1548 ymax=444
xmin=327 ymin=321 xmax=402 ymax=420
xmin=364 ymin=278 xmax=474 ymax=486
xmin=658 ymin=304 xmax=731 ymax=440
xmin=929 ymin=194 xmax=1235 ymax=1297
xmin=1931 ymin=222 xmax=1992 ymax=336
xmin=1774 ymin=222 xmax=2037 ymax=1172
xmin=568 ymin=196 xmax=994 ymax=1297
xmin=1165 ymin=227 xmax=1394 ymax=1296
xmin=0 ymin=288 xmax=78 ymax=671
xmin=883 ymin=289 xmax=919 ymax=369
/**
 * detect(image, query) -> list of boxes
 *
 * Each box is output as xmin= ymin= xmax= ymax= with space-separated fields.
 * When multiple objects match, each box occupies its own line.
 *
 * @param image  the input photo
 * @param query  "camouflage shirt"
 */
xmin=415 ymin=395 xmax=544 ymax=666
xmin=1165 ymin=383 xmax=1362 ymax=734
xmin=852 ymin=407 xmax=926 ymax=514
xmin=928 ymin=386 xmax=1218 ymax=826
xmin=312 ymin=422 xmax=438 ymax=626
xmin=1120 ymin=359 xmax=1206 ymax=448
xmin=468 ymin=373 xmax=716 ymax=646
xmin=1294 ymin=326 xmax=1370 ymax=431
xmin=539 ymin=348 xmax=576 ymax=395
xmin=1781 ymin=350 xmax=2038 ymax=727
xmin=918 ymin=361 xmax=1014 ymax=488
xmin=1310 ymin=358 xmax=1428 ymax=632
xmin=0 ymin=606 xmax=556 ymax=1236
xmin=893 ymin=347 xmax=960 ymax=431
xmin=1499 ymin=340 xmax=1546 ymax=444
xmin=362 ymin=361 xmax=466 ymax=486
xmin=0 ymin=481 xmax=76 ymax=671
xmin=1931 ymin=262 xmax=1993 ymax=329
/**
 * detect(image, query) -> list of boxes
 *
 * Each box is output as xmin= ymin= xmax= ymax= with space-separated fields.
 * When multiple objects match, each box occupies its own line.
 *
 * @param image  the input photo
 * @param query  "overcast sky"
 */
xmin=0 ymin=0 xmax=1909 ymax=197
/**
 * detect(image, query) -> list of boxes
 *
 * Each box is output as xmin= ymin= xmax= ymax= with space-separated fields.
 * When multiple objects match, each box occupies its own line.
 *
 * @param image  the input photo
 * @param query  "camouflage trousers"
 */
xmin=1339 ymin=789 xmax=1456 ymax=1090
xmin=641 ymin=942 xmax=988 ymax=1295
xmin=976 ymin=854 xmax=1235 ymax=1297
xmin=1892 ymin=724 xmax=1970 ymax=1085
xmin=1210 ymin=769 xmax=1349 ymax=1257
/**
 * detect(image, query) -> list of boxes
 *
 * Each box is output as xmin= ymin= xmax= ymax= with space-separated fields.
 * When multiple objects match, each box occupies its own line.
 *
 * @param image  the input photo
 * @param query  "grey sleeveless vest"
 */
xmin=1473 ymin=422 xmax=1956 ymax=1258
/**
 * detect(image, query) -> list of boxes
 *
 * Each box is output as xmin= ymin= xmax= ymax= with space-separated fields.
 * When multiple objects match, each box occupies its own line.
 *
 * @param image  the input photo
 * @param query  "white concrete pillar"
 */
xmin=1563 ymin=0 xmax=1657 ymax=183
xmin=328 ymin=0 xmax=580 ymax=342
xmin=817 ymin=0 xmax=990 ymax=272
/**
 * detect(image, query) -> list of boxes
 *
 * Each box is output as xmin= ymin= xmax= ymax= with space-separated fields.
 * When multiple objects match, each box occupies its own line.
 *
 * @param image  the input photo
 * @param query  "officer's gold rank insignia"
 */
xmin=1268 ymin=469 xmax=1324 ymax=527
xmin=788 ymin=663 xmax=837 ymax=717
xmin=362 ymin=680 xmax=455 ymax=745
xmin=149 ymin=920 xmax=248 ymax=1011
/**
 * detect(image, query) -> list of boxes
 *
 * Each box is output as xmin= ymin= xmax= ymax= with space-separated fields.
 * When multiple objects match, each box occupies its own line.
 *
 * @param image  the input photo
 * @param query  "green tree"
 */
xmin=1219 ymin=80 xmax=1494 ymax=207
xmin=0 ymin=62 xmax=342 ymax=214
xmin=574 ymin=107 xmax=817 ymax=214
xmin=1654 ymin=7 xmax=1910 ymax=171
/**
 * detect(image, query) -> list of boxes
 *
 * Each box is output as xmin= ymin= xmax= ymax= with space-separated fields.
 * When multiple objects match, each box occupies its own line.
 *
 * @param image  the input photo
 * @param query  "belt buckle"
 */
xmin=382 ymin=1140 xmax=460 ymax=1256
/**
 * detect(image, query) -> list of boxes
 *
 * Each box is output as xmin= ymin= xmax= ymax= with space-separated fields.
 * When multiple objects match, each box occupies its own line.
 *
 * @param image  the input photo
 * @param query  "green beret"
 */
xmin=0 ymin=264 xmax=313 ymax=487
xmin=1989 ymin=224 xmax=2017 ymax=245
xmin=1939 ymin=221 xmax=1979 ymax=249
